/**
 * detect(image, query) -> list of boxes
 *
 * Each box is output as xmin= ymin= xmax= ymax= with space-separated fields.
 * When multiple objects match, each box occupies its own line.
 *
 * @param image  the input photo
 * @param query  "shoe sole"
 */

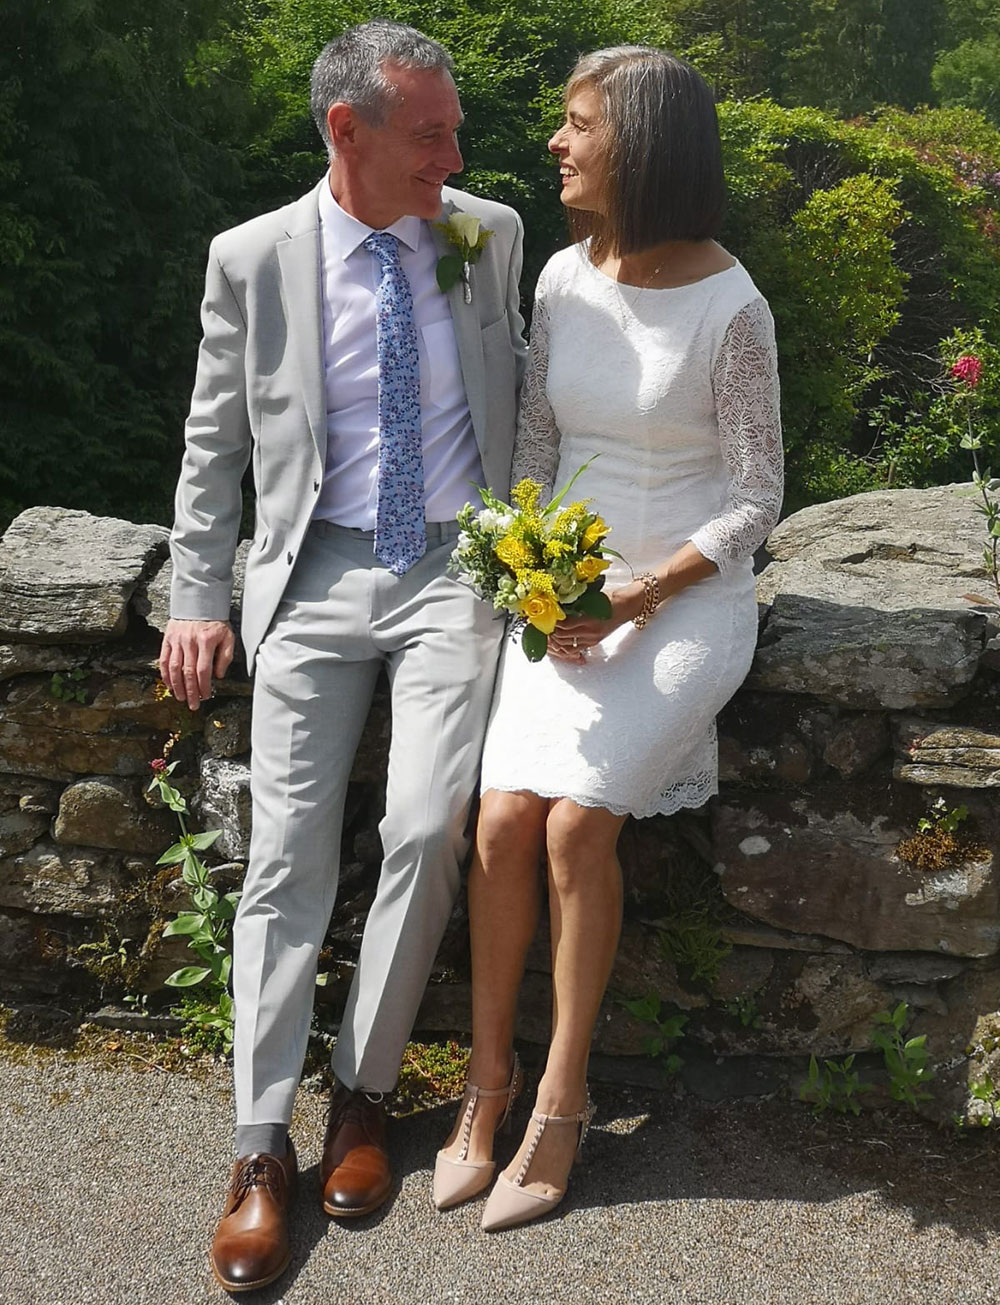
xmin=322 ymin=1186 xmax=392 ymax=1218
xmin=210 ymin=1250 xmax=291 ymax=1293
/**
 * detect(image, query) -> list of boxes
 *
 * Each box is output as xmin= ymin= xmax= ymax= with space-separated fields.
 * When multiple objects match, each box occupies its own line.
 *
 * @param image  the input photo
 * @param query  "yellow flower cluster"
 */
xmin=511 ymin=479 xmax=542 ymax=511
xmin=495 ymin=535 xmax=537 ymax=573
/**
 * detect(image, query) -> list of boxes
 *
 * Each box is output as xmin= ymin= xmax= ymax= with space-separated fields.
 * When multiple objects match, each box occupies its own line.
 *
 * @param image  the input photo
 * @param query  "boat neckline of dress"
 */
xmin=581 ymin=253 xmax=742 ymax=293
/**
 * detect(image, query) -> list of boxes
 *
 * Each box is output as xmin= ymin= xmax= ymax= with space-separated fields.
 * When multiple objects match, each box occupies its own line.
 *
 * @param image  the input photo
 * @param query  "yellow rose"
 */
xmin=575 ymin=555 xmax=610 ymax=582
xmin=581 ymin=517 xmax=609 ymax=550
xmin=519 ymin=590 xmax=565 ymax=635
xmin=448 ymin=212 xmax=482 ymax=247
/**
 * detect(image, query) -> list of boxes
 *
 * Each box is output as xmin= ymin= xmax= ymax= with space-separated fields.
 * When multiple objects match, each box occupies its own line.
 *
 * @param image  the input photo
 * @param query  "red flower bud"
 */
xmin=150 ymin=758 xmax=168 ymax=773
xmin=951 ymin=354 xmax=982 ymax=388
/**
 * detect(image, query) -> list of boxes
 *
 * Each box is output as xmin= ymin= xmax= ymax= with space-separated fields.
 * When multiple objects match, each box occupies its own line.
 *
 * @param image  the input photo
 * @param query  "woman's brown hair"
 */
xmin=565 ymin=46 xmax=725 ymax=261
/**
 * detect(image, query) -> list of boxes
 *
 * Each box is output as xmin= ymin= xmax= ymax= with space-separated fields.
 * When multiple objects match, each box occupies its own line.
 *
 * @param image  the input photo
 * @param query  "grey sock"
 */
xmin=235 ymin=1124 xmax=289 ymax=1158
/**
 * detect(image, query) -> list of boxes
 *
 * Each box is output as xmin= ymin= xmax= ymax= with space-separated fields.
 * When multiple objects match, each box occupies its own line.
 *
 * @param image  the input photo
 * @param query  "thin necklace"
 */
xmin=613 ymin=261 xmax=663 ymax=328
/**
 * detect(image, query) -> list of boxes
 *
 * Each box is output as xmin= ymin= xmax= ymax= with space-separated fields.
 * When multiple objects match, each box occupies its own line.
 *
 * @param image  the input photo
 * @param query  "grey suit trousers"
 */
xmin=232 ymin=520 xmax=503 ymax=1126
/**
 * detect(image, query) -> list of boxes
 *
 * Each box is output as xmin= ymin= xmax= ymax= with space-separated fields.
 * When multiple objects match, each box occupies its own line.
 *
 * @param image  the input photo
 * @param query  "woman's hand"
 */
xmin=547 ymin=582 xmax=645 ymax=663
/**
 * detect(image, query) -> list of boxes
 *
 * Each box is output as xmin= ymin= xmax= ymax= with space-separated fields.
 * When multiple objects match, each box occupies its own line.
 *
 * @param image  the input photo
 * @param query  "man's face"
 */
xmin=349 ymin=64 xmax=464 ymax=227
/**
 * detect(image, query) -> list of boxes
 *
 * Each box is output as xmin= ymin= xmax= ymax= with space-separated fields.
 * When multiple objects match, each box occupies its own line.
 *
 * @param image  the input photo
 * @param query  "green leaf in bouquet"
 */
xmin=571 ymin=587 xmax=613 ymax=619
xmin=521 ymin=624 xmax=549 ymax=661
xmin=542 ymin=454 xmax=600 ymax=515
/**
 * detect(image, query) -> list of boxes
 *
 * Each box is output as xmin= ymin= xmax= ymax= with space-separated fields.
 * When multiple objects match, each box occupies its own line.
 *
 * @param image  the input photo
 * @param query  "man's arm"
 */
xmin=505 ymin=210 xmax=529 ymax=394
xmin=161 ymin=241 xmax=252 ymax=709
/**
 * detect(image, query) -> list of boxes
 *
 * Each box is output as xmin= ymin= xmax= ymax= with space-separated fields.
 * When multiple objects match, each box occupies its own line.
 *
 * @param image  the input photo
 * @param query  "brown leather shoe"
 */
xmin=320 ymin=1085 xmax=392 ymax=1217
xmin=210 ymin=1142 xmax=297 ymax=1292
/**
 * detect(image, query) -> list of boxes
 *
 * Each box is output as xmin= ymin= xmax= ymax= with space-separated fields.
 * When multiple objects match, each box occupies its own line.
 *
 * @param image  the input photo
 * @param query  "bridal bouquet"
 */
xmin=451 ymin=459 xmax=616 ymax=661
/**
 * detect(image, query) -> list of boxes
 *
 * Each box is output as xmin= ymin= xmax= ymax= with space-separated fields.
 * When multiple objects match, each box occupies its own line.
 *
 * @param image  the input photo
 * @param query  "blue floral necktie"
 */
xmin=363 ymin=231 xmax=426 ymax=575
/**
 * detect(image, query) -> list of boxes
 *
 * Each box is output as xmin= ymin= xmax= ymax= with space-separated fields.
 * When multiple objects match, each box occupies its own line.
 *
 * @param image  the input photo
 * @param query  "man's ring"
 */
xmin=572 ymin=636 xmax=579 ymax=649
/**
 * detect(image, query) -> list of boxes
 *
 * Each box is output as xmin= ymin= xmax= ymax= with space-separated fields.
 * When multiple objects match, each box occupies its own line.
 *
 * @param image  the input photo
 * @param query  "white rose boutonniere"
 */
xmin=435 ymin=212 xmax=494 ymax=303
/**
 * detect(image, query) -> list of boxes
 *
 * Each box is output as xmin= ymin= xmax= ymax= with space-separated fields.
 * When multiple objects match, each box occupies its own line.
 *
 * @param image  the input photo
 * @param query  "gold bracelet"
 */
xmin=632 ymin=572 xmax=661 ymax=629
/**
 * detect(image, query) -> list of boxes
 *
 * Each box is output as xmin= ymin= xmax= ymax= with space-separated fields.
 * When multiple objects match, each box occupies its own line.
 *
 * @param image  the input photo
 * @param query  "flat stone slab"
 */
xmin=0 ymin=508 xmax=168 ymax=643
xmin=752 ymin=485 xmax=996 ymax=708
xmin=713 ymin=787 xmax=1000 ymax=958
xmin=893 ymin=717 xmax=1000 ymax=787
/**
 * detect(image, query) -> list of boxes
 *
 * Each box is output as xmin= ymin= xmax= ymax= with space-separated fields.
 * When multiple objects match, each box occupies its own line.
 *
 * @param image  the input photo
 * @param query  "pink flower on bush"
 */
xmin=150 ymin=758 xmax=168 ymax=774
xmin=951 ymin=354 xmax=982 ymax=388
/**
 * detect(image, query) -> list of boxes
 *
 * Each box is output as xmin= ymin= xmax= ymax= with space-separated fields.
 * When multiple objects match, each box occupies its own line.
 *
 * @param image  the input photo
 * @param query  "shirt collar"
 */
xmin=318 ymin=173 xmax=422 ymax=257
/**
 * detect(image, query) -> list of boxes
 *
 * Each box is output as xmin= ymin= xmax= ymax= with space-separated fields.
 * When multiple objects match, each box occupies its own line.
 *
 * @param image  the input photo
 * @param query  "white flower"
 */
xmin=448 ymin=212 xmax=482 ymax=246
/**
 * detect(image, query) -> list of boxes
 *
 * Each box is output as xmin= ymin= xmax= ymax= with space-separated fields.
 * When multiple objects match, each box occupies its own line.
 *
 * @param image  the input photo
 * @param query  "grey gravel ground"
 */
xmin=2 ymin=1040 xmax=999 ymax=1305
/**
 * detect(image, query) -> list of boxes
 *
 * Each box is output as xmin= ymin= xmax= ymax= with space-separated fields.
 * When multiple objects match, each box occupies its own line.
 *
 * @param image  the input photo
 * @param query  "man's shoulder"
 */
xmin=441 ymin=186 xmax=522 ymax=234
xmin=209 ymin=185 xmax=321 ymax=263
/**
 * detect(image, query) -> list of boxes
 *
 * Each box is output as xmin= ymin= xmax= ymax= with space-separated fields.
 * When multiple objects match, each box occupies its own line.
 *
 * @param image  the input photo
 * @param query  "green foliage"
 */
xmin=49 ymin=669 xmax=88 ymax=704
xmin=802 ymin=1053 xmax=865 ymax=1116
xmin=149 ymin=758 xmax=239 ymax=1055
xmin=917 ymin=797 xmax=970 ymax=835
xmin=7 ymin=0 xmax=1000 ymax=526
xmin=0 ymin=0 xmax=252 ymax=530
xmin=657 ymin=907 xmax=732 ymax=988
xmin=724 ymin=995 xmax=763 ymax=1029
xmin=619 ymin=993 xmax=687 ymax=1075
xmin=871 ymin=1002 xmax=936 ymax=1108
xmin=969 ymin=1073 xmax=1000 ymax=1126
xmin=719 ymin=99 xmax=1000 ymax=507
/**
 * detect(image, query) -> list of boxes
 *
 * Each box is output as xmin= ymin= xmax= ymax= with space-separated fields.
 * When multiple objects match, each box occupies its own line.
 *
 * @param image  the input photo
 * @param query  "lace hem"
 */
xmin=481 ymin=772 xmax=718 ymax=821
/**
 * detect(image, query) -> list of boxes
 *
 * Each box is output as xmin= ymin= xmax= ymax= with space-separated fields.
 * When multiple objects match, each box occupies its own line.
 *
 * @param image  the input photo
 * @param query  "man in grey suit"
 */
xmin=159 ymin=19 xmax=526 ymax=1291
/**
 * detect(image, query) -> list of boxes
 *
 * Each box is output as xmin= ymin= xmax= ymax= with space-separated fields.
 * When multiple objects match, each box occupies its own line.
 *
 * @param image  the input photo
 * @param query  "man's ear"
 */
xmin=327 ymin=102 xmax=358 ymax=153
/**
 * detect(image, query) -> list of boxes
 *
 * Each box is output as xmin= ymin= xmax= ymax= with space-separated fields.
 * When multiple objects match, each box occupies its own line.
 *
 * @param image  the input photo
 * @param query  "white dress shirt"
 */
xmin=314 ymin=178 xmax=483 ymax=528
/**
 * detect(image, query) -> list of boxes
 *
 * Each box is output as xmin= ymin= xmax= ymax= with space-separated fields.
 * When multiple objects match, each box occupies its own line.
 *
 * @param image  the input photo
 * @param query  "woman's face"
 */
xmin=548 ymin=84 xmax=608 ymax=214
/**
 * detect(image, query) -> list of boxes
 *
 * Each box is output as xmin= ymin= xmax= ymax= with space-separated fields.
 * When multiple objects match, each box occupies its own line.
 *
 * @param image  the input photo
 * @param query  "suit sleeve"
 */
xmin=169 ymin=242 xmax=252 ymax=621
xmin=505 ymin=211 xmax=529 ymax=396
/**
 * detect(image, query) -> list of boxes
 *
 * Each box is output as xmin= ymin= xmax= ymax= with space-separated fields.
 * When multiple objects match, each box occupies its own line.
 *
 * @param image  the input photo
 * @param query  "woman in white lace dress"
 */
xmin=434 ymin=47 xmax=783 ymax=1229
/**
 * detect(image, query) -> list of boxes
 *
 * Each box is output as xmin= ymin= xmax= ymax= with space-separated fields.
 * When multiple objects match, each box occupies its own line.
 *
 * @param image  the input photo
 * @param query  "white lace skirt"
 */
xmin=479 ymin=566 xmax=758 ymax=819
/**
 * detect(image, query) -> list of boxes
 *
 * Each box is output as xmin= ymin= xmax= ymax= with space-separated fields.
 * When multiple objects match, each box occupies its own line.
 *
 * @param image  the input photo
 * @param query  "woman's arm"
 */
xmin=551 ymin=296 xmax=783 ymax=659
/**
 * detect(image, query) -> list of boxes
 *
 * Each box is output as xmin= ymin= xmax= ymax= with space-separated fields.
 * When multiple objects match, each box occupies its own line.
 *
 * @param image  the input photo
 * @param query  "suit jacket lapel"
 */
xmin=276 ymin=186 xmax=327 ymax=467
xmin=431 ymin=199 xmax=487 ymax=452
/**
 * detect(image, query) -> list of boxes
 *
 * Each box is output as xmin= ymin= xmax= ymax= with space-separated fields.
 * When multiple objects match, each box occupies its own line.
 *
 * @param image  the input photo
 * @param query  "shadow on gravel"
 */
xmin=390 ymin=1091 xmax=1000 ymax=1248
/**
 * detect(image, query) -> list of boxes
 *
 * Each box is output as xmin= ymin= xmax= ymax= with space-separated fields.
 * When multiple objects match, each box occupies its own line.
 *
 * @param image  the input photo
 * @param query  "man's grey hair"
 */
xmin=310 ymin=19 xmax=453 ymax=155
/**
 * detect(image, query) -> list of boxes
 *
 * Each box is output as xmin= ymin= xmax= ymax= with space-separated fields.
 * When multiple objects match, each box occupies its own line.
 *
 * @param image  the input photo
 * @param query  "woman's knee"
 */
xmin=545 ymin=801 xmax=624 ymax=888
xmin=477 ymin=789 xmax=547 ymax=867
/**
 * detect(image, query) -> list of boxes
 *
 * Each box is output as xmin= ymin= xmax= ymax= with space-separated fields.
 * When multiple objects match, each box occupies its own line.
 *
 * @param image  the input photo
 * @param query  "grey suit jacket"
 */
xmin=168 ymin=180 xmax=528 ymax=667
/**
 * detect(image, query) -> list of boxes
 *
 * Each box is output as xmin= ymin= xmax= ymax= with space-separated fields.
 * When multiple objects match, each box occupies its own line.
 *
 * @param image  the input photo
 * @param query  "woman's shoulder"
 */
xmin=713 ymin=261 xmax=770 ymax=319
xmin=536 ymin=241 xmax=594 ymax=296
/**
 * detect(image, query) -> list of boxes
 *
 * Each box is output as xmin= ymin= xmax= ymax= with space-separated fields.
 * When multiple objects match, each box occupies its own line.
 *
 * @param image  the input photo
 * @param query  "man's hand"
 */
xmin=159 ymin=619 xmax=235 ymax=710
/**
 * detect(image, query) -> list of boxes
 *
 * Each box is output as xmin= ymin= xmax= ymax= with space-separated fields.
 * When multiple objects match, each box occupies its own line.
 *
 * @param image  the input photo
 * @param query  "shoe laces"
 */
xmin=232 ymin=1155 xmax=281 ymax=1206
xmin=329 ymin=1089 xmax=383 ymax=1133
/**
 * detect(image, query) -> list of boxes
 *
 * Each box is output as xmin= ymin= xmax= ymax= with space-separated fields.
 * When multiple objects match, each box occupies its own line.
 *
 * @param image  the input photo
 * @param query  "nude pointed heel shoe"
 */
xmin=433 ymin=1053 xmax=523 ymax=1211
xmin=481 ymin=1096 xmax=595 ymax=1232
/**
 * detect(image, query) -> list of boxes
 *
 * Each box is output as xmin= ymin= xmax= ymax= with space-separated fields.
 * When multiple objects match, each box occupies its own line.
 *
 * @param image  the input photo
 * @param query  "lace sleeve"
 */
xmin=689 ymin=297 xmax=784 ymax=573
xmin=510 ymin=280 xmax=561 ymax=498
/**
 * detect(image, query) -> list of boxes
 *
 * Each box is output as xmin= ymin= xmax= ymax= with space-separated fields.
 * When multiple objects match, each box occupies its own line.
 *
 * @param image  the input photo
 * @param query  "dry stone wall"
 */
xmin=2 ymin=489 xmax=999 ymax=1121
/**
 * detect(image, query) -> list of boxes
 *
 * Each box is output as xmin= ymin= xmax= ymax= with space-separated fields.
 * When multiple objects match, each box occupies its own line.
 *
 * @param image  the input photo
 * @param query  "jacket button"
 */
xmin=287 ymin=551 xmax=294 ymax=565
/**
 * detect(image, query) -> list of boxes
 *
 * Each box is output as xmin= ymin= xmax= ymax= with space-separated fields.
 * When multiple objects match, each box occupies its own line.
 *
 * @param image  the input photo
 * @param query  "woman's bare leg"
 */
xmin=503 ymin=798 xmax=626 ymax=1196
xmin=439 ymin=788 xmax=548 ymax=1163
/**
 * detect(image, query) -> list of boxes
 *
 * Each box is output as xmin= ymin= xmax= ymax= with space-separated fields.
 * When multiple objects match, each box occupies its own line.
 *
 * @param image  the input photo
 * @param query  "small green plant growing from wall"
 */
xmin=896 ymin=798 xmax=985 ymax=872
xmin=618 ymin=993 xmax=688 ymax=1076
xmin=49 ymin=669 xmax=88 ymax=704
xmin=871 ymin=1003 xmax=935 ymax=1108
xmin=800 ymin=1002 xmax=935 ymax=1117
xmin=148 ymin=751 xmax=240 ymax=1055
xmin=802 ymin=1054 xmax=865 ymax=1116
